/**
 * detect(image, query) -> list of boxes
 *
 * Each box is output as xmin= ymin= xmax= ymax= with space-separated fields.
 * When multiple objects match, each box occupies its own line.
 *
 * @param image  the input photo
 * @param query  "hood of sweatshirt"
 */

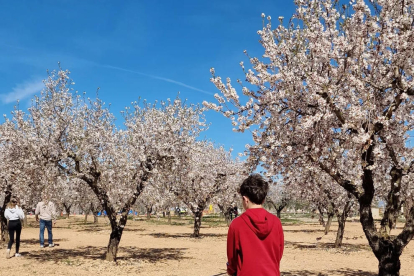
xmin=241 ymin=208 xmax=275 ymax=240
xmin=7 ymin=207 xmax=17 ymax=213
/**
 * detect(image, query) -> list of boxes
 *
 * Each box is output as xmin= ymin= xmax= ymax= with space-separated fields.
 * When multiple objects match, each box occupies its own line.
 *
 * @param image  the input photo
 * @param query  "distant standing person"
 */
xmin=35 ymin=195 xmax=57 ymax=248
xmin=4 ymin=197 xmax=25 ymax=259
xmin=226 ymin=174 xmax=284 ymax=276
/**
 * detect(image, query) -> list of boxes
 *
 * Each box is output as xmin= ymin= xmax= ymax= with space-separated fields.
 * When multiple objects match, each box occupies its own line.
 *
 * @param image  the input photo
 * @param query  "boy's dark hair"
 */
xmin=239 ymin=174 xmax=269 ymax=205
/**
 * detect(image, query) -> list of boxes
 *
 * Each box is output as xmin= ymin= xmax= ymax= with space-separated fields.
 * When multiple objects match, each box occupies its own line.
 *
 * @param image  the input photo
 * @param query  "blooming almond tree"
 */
xmin=136 ymin=182 xmax=160 ymax=219
xmin=75 ymin=182 xmax=102 ymax=223
xmin=0 ymin=113 xmax=42 ymax=241
xmin=0 ymin=121 xmax=14 ymax=242
xmin=14 ymin=69 xmax=207 ymax=262
xmin=56 ymin=179 xmax=79 ymax=219
xmin=265 ymin=179 xmax=291 ymax=219
xmin=171 ymin=141 xmax=241 ymax=237
xmin=137 ymin=173 xmax=178 ymax=222
xmin=212 ymin=172 xmax=244 ymax=226
xmin=285 ymin=167 xmax=356 ymax=247
xmin=212 ymin=159 xmax=246 ymax=226
xmin=205 ymin=0 xmax=414 ymax=274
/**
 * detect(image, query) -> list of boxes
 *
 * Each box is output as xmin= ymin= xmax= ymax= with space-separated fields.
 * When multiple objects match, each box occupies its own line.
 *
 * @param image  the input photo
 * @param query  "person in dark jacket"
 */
xmin=226 ymin=174 xmax=284 ymax=276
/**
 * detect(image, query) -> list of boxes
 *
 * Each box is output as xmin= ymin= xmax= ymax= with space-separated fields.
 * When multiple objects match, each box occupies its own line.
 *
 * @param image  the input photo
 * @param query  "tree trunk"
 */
xmin=224 ymin=209 xmax=232 ymax=227
xmin=63 ymin=203 xmax=71 ymax=219
xmin=105 ymin=225 xmax=123 ymax=262
xmin=381 ymin=207 xmax=397 ymax=235
xmin=276 ymin=203 xmax=287 ymax=219
xmin=23 ymin=211 xmax=28 ymax=227
xmin=380 ymin=167 xmax=404 ymax=236
xmin=192 ymin=211 xmax=202 ymax=237
xmin=381 ymin=205 xmax=399 ymax=235
xmin=324 ymin=212 xmax=334 ymax=235
xmin=85 ymin=183 xmax=128 ymax=262
xmin=76 ymin=159 xmax=152 ymax=262
xmin=268 ymin=200 xmax=286 ymax=219
xmin=167 ymin=211 xmax=171 ymax=224
xmin=1 ymin=183 xmax=12 ymax=243
xmin=83 ymin=205 xmax=92 ymax=223
xmin=357 ymin=163 xmax=408 ymax=276
xmin=377 ymin=248 xmax=401 ymax=276
xmin=91 ymin=205 xmax=99 ymax=224
xmin=104 ymin=208 xmax=131 ymax=262
xmin=317 ymin=141 xmax=413 ymax=275
xmin=403 ymin=199 xmax=413 ymax=220
xmin=318 ymin=206 xmax=326 ymax=227
xmin=334 ymin=199 xmax=353 ymax=248
xmin=146 ymin=206 xmax=152 ymax=220
xmin=0 ymin=218 xmax=9 ymax=243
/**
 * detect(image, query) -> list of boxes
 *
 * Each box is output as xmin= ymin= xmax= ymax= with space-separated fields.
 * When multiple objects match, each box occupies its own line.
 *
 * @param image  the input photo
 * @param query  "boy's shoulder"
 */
xmin=229 ymin=211 xmax=258 ymax=230
xmin=229 ymin=210 xmax=282 ymax=229
xmin=229 ymin=215 xmax=244 ymax=230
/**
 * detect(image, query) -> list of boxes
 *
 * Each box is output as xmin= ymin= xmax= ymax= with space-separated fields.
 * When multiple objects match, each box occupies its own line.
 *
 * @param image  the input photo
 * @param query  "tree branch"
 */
xmin=309 ymin=155 xmax=361 ymax=199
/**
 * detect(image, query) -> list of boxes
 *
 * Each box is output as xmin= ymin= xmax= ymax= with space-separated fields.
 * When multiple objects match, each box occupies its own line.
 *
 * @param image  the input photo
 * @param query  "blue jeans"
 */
xmin=39 ymin=219 xmax=53 ymax=245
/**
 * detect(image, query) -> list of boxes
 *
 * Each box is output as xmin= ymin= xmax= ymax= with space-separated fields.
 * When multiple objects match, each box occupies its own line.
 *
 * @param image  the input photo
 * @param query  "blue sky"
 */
xmin=0 ymin=0 xmax=296 ymax=156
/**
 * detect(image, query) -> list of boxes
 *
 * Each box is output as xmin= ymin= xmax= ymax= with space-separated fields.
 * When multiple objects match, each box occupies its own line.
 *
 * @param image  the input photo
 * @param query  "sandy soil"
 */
xmin=0 ymin=215 xmax=413 ymax=276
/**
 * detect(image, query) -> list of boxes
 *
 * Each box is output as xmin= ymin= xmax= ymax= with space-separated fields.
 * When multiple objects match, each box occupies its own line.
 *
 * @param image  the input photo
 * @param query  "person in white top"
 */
xmin=4 ymin=198 xmax=25 ymax=259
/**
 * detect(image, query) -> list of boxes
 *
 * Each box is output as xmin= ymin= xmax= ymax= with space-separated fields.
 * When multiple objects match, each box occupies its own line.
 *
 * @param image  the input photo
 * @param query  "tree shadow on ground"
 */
xmin=282 ymin=269 xmax=376 ymax=276
xmin=285 ymin=241 xmax=370 ymax=252
xmin=210 ymin=271 xmax=228 ymax=276
xmin=20 ymin=245 xmax=189 ymax=263
xmin=75 ymin=226 xmax=108 ymax=232
xmin=284 ymin=229 xmax=325 ymax=233
xmin=20 ymin=238 xmax=68 ymax=245
xmin=75 ymin=226 xmax=145 ymax=233
xmin=26 ymin=223 xmax=70 ymax=229
xmin=148 ymin=232 xmax=227 ymax=239
xmin=23 ymin=222 xmax=41 ymax=228
xmin=53 ymin=225 xmax=87 ymax=229
xmin=117 ymin=246 xmax=189 ymax=263
xmin=69 ymin=221 xmax=103 ymax=226
xmin=282 ymin=222 xmax=321 ymax=225
xmin=123 ymin=227 xmax=146 ymax=232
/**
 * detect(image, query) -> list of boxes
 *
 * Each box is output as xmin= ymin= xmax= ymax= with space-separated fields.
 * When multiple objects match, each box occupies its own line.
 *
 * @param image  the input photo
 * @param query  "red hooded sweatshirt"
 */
xmin=227 ymin=208 xmax=284 ymax=276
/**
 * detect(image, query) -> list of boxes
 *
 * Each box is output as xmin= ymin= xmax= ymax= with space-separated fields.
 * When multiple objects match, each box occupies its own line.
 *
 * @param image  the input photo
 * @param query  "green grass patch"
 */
xmin=280 ymin=218 xmax=302 ymax=224
xmin=145 ymin=218 xmax=187 ymax=226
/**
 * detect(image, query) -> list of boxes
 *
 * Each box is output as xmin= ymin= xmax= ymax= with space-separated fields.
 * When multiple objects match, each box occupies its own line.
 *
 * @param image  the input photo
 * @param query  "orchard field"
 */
xmin=1 ymin=214 xmax=414 ymax=276
xmin=2 ymin=1 xmax=414 ymax=275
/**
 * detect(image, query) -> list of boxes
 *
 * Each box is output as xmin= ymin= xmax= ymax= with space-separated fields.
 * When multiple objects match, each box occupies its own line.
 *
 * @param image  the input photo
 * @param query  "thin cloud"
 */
xmin=102 ymin=64 xmax=214 ymax=96
xmin=0 ymin=78 xmax=44 ymax=104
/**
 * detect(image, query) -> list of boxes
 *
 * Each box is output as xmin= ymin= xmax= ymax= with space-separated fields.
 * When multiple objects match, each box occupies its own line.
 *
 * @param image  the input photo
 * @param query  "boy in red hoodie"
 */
xmin=226 ymin=174 xmax=284 ymax=276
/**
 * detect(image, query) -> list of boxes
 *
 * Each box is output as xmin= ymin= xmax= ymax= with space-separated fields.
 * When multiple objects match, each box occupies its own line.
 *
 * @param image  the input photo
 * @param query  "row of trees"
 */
xmin=264 ymin=174 xmax=357 ymax=249
xmin=3 ymin=1 xmax=412 ymax=275
xmin=0 ymin=69 xmax=246 ymax=261
xmin=205 ymin=0 xmax=414 ymax=275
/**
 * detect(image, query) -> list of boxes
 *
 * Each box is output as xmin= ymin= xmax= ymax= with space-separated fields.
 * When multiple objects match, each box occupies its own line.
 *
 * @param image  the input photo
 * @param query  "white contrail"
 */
xmin=102 ymin=64 xmax=214 ymax=96
xmin=0 ymin=78 xmax=44 ymax=104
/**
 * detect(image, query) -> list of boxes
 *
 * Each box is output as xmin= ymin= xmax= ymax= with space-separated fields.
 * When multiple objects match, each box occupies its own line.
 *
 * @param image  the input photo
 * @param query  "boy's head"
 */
xmin=239 ymin=174 xmax=269 ymax=206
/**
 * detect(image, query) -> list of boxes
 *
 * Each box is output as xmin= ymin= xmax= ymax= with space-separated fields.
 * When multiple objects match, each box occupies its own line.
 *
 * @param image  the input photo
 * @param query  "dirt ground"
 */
xmin=1 ymin=215 xmax=414 ymax=276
